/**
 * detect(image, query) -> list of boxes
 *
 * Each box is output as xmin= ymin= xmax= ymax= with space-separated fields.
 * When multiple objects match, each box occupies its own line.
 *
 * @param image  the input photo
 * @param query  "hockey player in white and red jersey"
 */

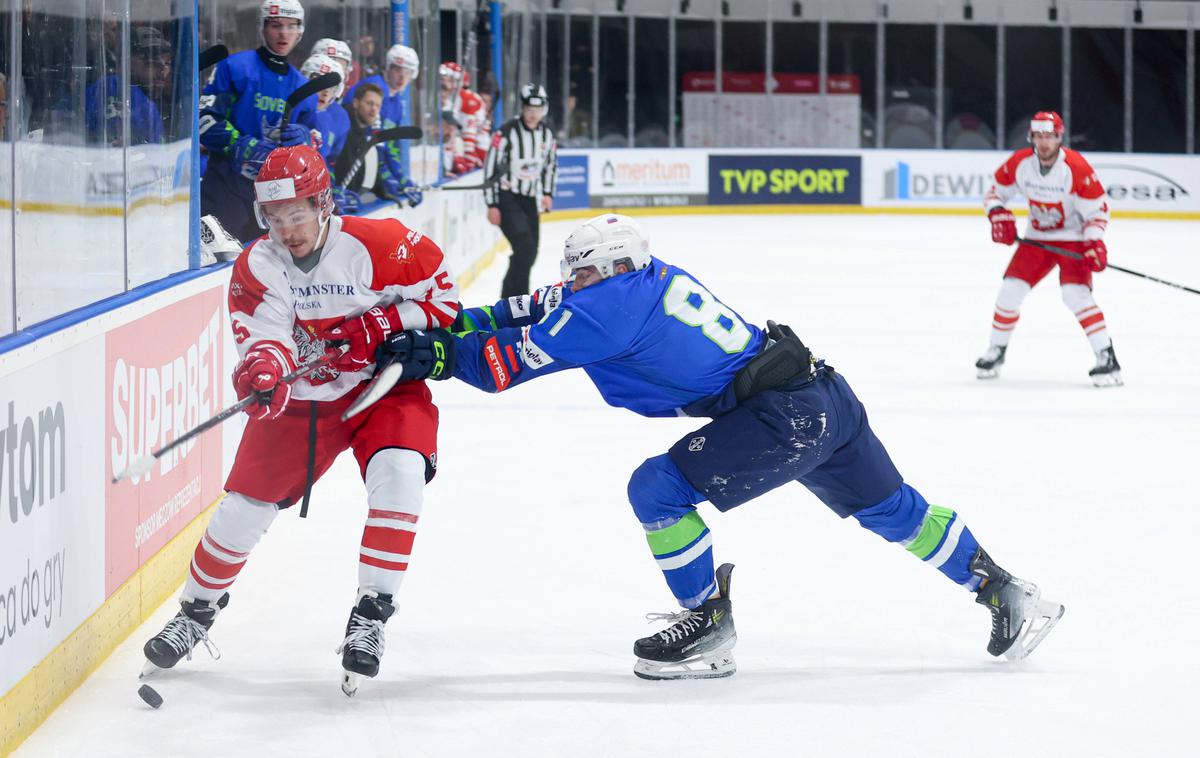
xmin=439 ymin=62 xmax=488 ymax=171
xmin=142 ymin=144 xmax=459 ymax=696
xmin=976 ymin=111 xmax=1121 ymax=386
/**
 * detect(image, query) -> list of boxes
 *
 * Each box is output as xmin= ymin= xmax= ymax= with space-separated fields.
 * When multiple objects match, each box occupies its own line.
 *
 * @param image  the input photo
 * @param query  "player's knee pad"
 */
xmin=628 ymin=454 xmax=704 ymax=525
xmin=364 ymin=448 xmax=426 ymax=515
xmin=207 ymin=492 xmax=280 ymax=554
xmin=1060 ymin=283 xmax=1095 ymax=312
xmin=852 ymin=483 xmax=930 ymax=543
xmin=997 ymin=277 xmax=1032 ymax=310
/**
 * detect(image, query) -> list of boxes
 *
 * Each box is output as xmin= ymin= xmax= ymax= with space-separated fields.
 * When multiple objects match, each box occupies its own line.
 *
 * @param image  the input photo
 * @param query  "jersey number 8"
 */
xmin=663 ymin=274 xmax=751 ymax=354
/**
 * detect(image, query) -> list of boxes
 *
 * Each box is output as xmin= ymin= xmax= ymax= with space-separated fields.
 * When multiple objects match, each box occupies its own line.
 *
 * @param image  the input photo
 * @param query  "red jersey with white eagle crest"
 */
xmin=228 ymin=215 xmax=460 ymax=402
xmin=984 ymin=147 xmax=1109 ymax=242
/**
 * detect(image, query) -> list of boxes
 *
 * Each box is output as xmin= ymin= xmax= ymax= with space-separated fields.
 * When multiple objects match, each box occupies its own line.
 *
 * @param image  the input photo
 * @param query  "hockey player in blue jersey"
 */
xmin=342 ymin=44 xmax=422 ymax=205
xmin=377 ymin=213 xmax=1066 ymax=680
xmin=199 ymin=0 xmax=317 ymax=241
xmin=301 ymin=52 xmax=350 ymax=164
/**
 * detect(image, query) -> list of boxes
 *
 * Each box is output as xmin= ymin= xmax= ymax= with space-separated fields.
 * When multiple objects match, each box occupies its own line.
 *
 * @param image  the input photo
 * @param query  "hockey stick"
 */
xmin=1017 ymin=237 xmax=1200 ymax=296
xmin=341 ymin=360 xmax=404 ymax=421
xmin=280 ymin=71 xmax=342 ymax=130
xmin=111 ymin=347 xmax=346 ymax=484
xmin=453 ymin=0 xmax=490 ymax=108
xmin=335 ymin=125 xmax=424 ymax=188
xmin=199 ymin=44 xmax=229 ymax=71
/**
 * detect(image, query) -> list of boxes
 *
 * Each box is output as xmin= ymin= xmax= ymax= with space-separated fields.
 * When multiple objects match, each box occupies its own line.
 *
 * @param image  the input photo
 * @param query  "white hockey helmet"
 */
xmin=302 ymin=52 xmax=344 ymax=99
xmin=260 ymin=0 xmax=305 ymax=49
xmin=312 ymin=38 xmax=352 ymax=71
xmin=386 ymin=44 xmax=420 ymax=79
xmin=561 ymin=214 xmax=651 ymax=282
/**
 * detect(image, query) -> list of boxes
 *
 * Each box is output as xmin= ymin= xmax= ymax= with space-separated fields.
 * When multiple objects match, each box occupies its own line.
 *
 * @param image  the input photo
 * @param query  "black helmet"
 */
xmin=520 ymin=82 xmax=549 ymax=108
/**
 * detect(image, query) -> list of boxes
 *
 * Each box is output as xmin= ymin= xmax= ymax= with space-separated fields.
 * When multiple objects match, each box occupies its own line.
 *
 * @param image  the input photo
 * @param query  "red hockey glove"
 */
xmin=988 ymin=207 xmax=1017 ymax=245
xmin=1083 ymin=240 xmax=1108 ymax=272
xmin=320 ymin=305 xmax=403 ymax=373
xmin=233 ymin=346 xmax=291 ymax=420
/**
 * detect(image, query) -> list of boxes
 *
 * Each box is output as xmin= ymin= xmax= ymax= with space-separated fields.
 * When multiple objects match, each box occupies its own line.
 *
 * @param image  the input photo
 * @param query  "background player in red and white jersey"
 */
xmin=976 ymin=111 xmax=1122 ymax=387
xmin=439 ymin=61 xmax=488 ymax=171
xmin=142 ymin=145 xmax=459 ymax=696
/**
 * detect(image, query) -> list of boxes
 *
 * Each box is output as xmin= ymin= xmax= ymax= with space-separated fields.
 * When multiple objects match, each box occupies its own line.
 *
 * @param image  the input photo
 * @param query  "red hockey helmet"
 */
xmin=439 ymin=61 xmax=463 ymax=81
xmin=252 ymin=144 xmax=334 ymax=231
xmin=1029 ymin=111 xmax=1065 ymax=139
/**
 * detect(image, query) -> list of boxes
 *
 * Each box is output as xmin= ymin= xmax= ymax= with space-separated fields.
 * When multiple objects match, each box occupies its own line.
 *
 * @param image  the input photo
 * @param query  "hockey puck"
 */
xmin=138 ymin=684 xmax=163 ymax=709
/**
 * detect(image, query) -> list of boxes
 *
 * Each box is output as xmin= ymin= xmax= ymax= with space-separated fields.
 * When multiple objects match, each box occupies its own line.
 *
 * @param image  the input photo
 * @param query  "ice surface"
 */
xmin=17 ymin=213 xmax=1200 ymax=757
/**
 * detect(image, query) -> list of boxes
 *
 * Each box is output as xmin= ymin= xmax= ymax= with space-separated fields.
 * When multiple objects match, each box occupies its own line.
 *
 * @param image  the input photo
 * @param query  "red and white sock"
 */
xmin=1062 ymin=284 xmax=1112 ymax=352
xmin=184 ymin=493 xmax=278 ymax=603
xmin=989 ymin=278 xmax=1031 ymax=347
xmin=358 ymin=449 xmax=426 ymax=597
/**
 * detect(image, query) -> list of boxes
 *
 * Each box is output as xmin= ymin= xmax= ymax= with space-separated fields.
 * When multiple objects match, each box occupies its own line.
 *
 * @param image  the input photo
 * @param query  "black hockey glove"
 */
xmin=376 ymin=329 xmax=455 ymax=381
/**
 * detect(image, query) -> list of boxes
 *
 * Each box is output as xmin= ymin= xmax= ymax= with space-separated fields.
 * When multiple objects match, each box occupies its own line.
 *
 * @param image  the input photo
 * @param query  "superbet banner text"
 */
xmin=104 ymin=286 xmax=226 ymax=596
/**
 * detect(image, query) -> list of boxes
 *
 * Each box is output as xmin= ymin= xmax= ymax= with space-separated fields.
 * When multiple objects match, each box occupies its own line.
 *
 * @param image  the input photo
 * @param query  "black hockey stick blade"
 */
xmin=281 ymin=71 xmax=342 ymax=128
xmin=199 ymin=44 xmax=229 ymax=70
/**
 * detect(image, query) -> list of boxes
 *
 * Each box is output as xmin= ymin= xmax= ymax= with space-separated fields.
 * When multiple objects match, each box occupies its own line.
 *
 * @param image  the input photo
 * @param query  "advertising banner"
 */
xmin=708 ymin=154 xmax=862 ymax=205
xmin=0 ymin=338 xmax=106 ymax=696
xmin=584 ymin=149 xmax=709 ymax=207
xmin=104 ymin=286 xmax=226 ymax=597
xmin=554 ymin=154 xmax=590 ymax=210
xmin=862 ymin=149 xmax=1200 ymax=214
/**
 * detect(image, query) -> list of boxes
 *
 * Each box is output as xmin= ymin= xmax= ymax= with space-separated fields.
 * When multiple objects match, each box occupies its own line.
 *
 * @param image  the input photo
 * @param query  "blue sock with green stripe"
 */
xmin=628 ymin=455 xmax=714 ymax=608
xmin=853 ymin=484 xmax=983 ymax=590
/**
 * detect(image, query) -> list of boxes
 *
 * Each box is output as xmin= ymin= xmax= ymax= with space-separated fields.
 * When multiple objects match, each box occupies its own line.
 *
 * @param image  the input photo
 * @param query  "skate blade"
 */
xmin=140 ymin=660 xmax=166 ymax=679
xmin=1004 ymin=598 xmax=1066 ymax=662
xmin=976 ymin=368 xmax=1001 ymax=380
xmin=633 ymin=637 xmax=737 ymax=681
xmin=1091 ymin=371 xmax=1123 ymax=388
xmin=341 ymin=671 xmax=362 ymax=697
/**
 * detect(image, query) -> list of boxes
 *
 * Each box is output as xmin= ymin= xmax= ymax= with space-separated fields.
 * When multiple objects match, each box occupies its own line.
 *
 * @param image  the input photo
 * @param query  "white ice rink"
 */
xmin=17 ymin=212 xmax=1200 ymax=757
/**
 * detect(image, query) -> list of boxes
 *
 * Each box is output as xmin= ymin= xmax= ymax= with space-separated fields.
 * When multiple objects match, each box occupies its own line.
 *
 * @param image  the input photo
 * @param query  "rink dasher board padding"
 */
xmin=563 ymin=147 xmax=1200 ymax=221
xmin=0 ymin=181 xmax=503 ymax=756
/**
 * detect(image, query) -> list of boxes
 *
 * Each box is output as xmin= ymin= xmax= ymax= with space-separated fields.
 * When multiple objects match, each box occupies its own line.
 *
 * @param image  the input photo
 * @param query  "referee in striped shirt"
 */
xmin=485 ymin=83 xmax=559 ymax=298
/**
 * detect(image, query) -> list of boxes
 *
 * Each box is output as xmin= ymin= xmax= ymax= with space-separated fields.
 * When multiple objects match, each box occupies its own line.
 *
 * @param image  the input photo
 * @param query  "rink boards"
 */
xmin=559 ymin=147 xmax=1200 ymax=220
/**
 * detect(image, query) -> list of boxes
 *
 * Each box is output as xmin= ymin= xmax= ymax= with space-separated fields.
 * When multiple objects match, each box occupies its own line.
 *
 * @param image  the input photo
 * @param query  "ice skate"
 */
xmin=970 ymin=549 xmax=1064 ymax=661
xmin=141 ymin=593 xmax=229 ymax=677
xmin=337 ymin=590 xmax=395 ymax=696
xmin=1089 ymin=346 xmax=1123 ymax=387
xmin=975 ymin=344 xmax=1007 ymax=379
xmin=633 ymin=563 xmax=737 ymax=680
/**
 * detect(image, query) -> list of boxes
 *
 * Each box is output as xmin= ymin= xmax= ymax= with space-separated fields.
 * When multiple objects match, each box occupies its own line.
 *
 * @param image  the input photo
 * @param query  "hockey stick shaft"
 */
xmin=111 ymin=348 xmax=344 ymax=483
xmin=1018 ymin=237 xmax=1200 ymax=296
xmin=199 ymin=44 xmax=229 ymax=71
xmin=336 ymin=126 xmax=424 ymax=187
xmin=281 ymin=71 xmax=342 ymax=130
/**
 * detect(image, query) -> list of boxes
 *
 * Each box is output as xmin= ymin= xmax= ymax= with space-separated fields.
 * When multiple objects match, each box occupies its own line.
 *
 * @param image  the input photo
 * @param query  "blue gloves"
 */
xmin=275 ymin=122 xmax=312 ymax=147
xmin=332 ymin=186 xmax=361 ymax=216
xmin=377 ymin=330 xmax=455 ymax=381
xmin=399 ymin=179 xmax=424 ymax=207
xmin=233 ymin=136 xmax=275 ymax=180
xmin=382 ymin=177 xmax=423 ymax=207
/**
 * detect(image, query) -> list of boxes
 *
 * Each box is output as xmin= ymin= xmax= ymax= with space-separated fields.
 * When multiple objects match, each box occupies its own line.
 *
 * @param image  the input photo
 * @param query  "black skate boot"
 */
xmin=1088 ymin=346 xmax=1123 ymax=387
xmin=633 ymin=563 xmax=737 ymax=680
xmin=971 ymin=549 xmax=1064 ymax=661
xmin=141 ymin=593 xmax=229 ymax=677
xmin=975 ymin=344 xmax=1007 ymax=379
xmin=338 ymin=590 xmax=396 ymax=696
